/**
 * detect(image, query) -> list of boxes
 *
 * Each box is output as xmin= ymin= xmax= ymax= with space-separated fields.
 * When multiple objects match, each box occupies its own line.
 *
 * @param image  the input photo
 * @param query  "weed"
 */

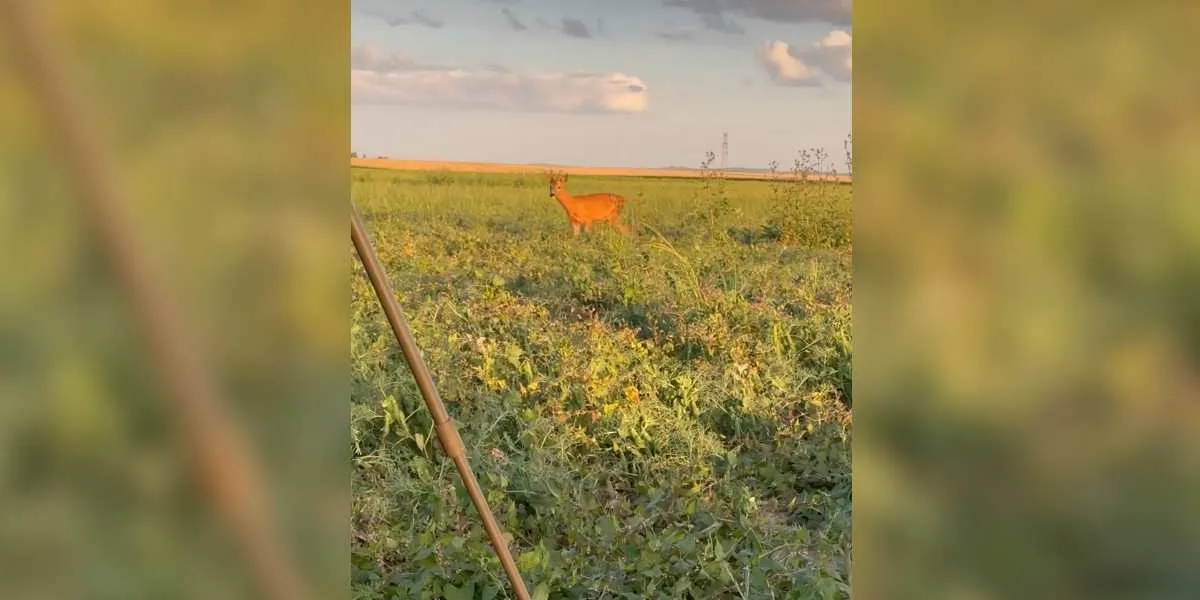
xmin=764 ymin=143 xmax=853 ymax=248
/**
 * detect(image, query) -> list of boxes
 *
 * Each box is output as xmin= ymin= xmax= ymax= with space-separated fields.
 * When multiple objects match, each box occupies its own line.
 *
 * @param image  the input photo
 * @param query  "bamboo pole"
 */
xmin=351 ymin=202 xmax=532 ymax=600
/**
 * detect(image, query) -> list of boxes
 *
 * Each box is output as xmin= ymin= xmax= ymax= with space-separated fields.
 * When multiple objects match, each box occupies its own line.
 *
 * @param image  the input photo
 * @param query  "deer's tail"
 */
xmin=614 ymin=196 xmax=632 ymax=235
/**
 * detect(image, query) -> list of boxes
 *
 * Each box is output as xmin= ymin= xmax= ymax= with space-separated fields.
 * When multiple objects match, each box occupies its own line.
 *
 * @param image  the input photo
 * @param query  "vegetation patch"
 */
xmin=352 ymin=163 xmax=852 ymax=599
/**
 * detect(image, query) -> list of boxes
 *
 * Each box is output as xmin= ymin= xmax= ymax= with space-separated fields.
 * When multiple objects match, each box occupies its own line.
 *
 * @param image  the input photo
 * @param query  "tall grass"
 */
xmin=351 ymin=161 xmax=852 ymax=599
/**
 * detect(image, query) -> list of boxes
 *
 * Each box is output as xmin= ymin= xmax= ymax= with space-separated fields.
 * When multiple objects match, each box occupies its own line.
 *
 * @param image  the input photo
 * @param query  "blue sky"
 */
xmin=351 ymin=0 xmax=852 ymax=170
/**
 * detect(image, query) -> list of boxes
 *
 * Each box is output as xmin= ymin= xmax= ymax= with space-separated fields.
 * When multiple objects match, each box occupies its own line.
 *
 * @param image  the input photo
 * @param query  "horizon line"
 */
xmin=350 ymin=154 xmax=851 ymax=176
xmin=350 ymin=157 xmax=853 ymax=183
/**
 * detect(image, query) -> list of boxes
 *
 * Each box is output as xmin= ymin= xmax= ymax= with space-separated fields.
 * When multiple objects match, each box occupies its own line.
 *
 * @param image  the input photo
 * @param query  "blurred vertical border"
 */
xmin=0 ymin=1 xmax=348 ymax=598
xmin=855 ymin=1 xmax=1200 ymax=599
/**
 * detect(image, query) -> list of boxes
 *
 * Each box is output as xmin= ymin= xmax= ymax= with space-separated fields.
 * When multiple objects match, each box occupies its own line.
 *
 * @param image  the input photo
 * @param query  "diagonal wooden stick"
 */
xmin=351 ymin=202 xmax=532 ymax=600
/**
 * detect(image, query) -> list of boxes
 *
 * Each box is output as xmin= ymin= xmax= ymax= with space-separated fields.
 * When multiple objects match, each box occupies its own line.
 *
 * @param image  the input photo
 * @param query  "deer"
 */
xmin=546 ymin=170 xmax=631 ymax=237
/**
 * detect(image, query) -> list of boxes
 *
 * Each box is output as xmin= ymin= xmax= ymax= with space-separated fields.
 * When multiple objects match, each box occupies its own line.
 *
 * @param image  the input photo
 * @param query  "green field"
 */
xmin=351 ymin=167 xmax=852 ymax=599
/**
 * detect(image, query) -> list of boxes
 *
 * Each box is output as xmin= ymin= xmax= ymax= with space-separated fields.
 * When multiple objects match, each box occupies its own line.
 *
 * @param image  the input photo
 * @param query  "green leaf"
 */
xmin=531 ymin=583 xmax=550 ymax=600
xmin=516 ymin=549 xmax=542 ymax=572
xmin=442 ymin=580 xmax=475 ymax=600
xmin=596 ymin=515 xmax=618 ymax=542
xmin=672 ymin=575 xmax=692 ymax=595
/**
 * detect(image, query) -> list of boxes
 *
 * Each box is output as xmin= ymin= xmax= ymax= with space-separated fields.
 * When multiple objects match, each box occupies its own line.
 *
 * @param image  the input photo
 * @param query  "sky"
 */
xmin=350 ymin=0 xmax=852 ymax=170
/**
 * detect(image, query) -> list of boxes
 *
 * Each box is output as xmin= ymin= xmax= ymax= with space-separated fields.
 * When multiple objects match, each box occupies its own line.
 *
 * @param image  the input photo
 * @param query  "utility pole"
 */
xmin=720 ymin=132 xmax=728 ymax=177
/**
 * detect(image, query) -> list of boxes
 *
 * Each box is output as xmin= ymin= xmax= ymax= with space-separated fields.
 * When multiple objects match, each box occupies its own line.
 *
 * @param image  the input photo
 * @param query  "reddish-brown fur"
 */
xmin=547 ymin=171 xmax=631 ymax=237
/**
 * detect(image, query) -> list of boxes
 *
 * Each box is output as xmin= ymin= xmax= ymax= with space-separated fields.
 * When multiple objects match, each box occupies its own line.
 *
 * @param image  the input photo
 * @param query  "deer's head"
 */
xmin=547 ymin=170 xmax=568 ymax=198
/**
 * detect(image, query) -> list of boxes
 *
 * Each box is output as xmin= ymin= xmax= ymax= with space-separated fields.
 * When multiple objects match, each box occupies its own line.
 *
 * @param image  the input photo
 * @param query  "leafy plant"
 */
xmin=352 ymin=166 xmax=852 ymax=599
xmin=764 ymin=145 xmax=853 ymax=248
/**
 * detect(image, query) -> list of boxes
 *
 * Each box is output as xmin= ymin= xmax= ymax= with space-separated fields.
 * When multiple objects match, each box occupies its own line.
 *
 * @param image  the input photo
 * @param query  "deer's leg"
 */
xmin=571 ymin=222 xmax=581 ymax=237
xmin=583 ymin=222 xmax=592 ymax=233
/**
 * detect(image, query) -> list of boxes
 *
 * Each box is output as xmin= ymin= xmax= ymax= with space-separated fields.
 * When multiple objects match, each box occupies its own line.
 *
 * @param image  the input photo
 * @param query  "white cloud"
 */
xmin=758 ymin=29 xmax=852 ymax=86
xmin=758 ymin=40 xmax=819 ymax=86
xmin=821 ymin=30 xmax=852 ymax=47
xmin=807 ymin=29 xmax=852 ymax=81
xmin=351 ymin=44 xmax=648 ymax=114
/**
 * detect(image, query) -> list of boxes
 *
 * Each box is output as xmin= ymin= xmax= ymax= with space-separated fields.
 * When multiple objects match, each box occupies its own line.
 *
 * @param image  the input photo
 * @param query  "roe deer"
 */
xmin=547 ymin=170 xmax=631 ymax=237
